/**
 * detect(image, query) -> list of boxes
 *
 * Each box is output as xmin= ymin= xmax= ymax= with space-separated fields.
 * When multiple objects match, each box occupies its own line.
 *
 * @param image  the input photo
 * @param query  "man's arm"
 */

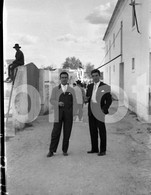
xmin=81 ymin=87 xmax=86 ymax=103
xmin=85 ymin=84 xmax=91 ymax=103
xmin=71 ymin=88 xmax=77 ymax=116
xmin=50 ymin=87 xmax=59 ymax=107
xmin=102 ymin=85 xmax=112 ymax=114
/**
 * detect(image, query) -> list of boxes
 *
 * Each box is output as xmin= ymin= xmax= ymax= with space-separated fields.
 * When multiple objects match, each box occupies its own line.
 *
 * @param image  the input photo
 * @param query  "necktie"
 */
xmin=92 ymin=83 xmax=97 ymax=103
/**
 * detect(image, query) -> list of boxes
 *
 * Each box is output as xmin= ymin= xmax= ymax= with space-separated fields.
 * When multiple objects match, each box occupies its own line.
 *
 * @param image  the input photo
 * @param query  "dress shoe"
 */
xmin=5 ymin=78 xmax=12 ymax=83
xmin=98 ymin=152 xmax=106 ymax=156
xmin=47 ymin=151 xmax=54 ymax=157
xmin=5 ymin=77 xmax=10 ymax=82
xmin=87 ymin=150 xmax=98 ymax=154
xmin=63 ymin=152 xmax=68 ymax=156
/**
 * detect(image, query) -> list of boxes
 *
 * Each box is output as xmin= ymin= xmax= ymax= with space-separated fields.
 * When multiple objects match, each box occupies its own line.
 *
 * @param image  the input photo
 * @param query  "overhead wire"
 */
xmin=97 ymin=26 xmax=122 ymax=69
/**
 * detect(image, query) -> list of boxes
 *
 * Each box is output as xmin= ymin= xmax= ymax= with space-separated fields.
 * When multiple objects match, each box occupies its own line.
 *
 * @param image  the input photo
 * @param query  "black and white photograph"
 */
xmin=3 ymin=0 xmax=151 ymax=194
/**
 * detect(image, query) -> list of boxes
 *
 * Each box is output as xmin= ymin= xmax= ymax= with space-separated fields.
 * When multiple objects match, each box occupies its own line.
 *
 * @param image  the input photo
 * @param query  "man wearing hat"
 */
xmin=5 ymin=43 xmax=24 ymax=82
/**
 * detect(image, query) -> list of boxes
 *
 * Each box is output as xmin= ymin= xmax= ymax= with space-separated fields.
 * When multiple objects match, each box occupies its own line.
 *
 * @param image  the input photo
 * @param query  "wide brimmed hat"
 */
xmin=13 ymin=43 xmax=21 ymax=48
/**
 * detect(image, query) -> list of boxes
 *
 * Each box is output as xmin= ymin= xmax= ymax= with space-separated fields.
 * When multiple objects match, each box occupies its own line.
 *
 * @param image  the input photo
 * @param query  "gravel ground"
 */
xmin=5 ymin=101 xmax=151 ymax=195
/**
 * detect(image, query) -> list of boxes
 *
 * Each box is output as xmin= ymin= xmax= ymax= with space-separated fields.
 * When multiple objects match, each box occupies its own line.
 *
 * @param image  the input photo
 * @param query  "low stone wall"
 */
xmin=12 ymin=63 xmax=41 ymax=130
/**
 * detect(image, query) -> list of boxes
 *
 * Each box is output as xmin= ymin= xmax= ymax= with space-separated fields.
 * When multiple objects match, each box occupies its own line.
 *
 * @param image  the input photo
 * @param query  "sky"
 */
xmin=3 ymin=0 xmax=118 ymax=69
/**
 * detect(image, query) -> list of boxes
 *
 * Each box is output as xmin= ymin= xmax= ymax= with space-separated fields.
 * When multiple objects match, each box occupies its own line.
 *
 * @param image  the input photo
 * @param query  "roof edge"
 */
xmin=103 ymin=0 xmax=126 ymax=41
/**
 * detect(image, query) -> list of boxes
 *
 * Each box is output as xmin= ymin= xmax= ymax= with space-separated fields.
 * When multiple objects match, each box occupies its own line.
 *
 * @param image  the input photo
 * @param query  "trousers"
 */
xmin=49 ymin=111 xmax=73 ymax=153
xmin=88 ymin=113 xmax=106 ymax=152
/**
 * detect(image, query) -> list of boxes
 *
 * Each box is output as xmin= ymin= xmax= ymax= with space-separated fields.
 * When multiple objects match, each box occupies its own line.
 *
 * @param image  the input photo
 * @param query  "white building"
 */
xmin=99 ymin=0 xmax=151 ymax=121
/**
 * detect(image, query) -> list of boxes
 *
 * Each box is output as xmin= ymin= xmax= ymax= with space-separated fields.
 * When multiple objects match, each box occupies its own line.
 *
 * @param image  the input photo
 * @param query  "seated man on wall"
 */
xmin=5 ymin=43 xmax=24 ymax=83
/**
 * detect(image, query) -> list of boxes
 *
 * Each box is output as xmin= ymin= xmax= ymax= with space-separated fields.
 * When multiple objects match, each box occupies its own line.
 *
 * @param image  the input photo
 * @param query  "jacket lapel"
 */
xmin=90 ymin=83 xmax=94 ymax=95
xmin=58 ymin=84 xmax=64 ymax=93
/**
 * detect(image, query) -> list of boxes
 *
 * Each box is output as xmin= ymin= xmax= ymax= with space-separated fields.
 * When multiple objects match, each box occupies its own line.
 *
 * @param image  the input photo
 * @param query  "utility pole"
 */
xmin=120 ymin=21 xmax=123 ymax=63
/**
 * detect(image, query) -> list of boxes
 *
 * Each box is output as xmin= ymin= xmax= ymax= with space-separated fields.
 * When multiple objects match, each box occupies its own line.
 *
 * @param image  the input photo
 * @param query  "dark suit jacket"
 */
xmin=86 ymin=81 xmax=112 ymax=117
xmin=13 ymin=50 xmax=24 ymax=65
xmin=50 ymin=84 xmax=77 ymax=122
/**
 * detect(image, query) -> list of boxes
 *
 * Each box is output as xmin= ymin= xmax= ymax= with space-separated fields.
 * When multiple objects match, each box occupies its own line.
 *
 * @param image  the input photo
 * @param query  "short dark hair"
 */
xmin=76 ymin=80 xmax=81 ymax=85
xmin=60 ymin=71 xmax=69 ymax=78
xmin=91 ymin=69 xmax=100 ymax=76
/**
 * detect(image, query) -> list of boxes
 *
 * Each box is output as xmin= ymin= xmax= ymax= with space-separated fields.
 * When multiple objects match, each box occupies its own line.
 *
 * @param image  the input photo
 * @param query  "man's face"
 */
xmin=60 ymin=74 xmax=68 ymax=85
xmin=14 ymin=48 xmax=20 ymax=52
xmin=91 ymin=72 xmax=100 ymax=83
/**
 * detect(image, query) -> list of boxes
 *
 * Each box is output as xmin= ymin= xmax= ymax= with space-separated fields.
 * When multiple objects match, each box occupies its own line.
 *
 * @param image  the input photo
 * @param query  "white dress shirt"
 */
xmin=61 ymin=84 xmax=67 ymax=93
xmin=91 ymin=81 xmax=100 ymax=103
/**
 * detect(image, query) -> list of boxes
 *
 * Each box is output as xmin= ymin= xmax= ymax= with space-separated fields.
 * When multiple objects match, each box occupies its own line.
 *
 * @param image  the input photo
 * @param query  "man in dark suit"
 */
xmin=5 ymin=43 xmax=24 ymax=83
xmin=85 ymin=69 xmax=112 ymax=156
xmin=47 ymin=71 xmax=76 ymax=157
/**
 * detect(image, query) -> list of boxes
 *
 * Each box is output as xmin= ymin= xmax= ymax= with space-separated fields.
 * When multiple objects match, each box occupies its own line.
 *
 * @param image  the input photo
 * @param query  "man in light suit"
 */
xmin=85 ymin=69 xmax=112 ymax=156
xmin=47 ymin=71 xmax=76 ymax=157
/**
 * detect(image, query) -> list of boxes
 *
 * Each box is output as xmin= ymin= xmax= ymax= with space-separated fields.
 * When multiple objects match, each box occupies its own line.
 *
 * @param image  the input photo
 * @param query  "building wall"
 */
xmin=102 ymin=0 xmax=151 ymax=121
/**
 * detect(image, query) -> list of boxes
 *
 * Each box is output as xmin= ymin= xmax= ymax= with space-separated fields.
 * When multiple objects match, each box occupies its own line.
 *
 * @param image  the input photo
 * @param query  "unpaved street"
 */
xmin=6 ymin=102 xmax=151 ymax=195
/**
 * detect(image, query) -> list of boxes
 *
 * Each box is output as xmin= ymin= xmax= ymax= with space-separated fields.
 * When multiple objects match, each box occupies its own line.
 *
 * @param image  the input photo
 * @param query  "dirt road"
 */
xmin=6 ymin=102 xmax=151 ymax=195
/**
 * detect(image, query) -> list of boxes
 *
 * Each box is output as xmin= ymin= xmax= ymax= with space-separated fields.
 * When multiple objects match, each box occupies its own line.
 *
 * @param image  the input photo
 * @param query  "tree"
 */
xmin=62 ymin=57 xmax=82 ymax=69
xmin=85 ymin=63 xmax=94 ymax=78
xmin=44 ymin=65 xmax=56 ymax=71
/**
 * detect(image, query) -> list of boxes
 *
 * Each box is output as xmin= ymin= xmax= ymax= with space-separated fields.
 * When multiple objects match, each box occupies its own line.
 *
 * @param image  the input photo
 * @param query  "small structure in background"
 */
xmin=77 ymin=66 xmax=84 ymax=82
